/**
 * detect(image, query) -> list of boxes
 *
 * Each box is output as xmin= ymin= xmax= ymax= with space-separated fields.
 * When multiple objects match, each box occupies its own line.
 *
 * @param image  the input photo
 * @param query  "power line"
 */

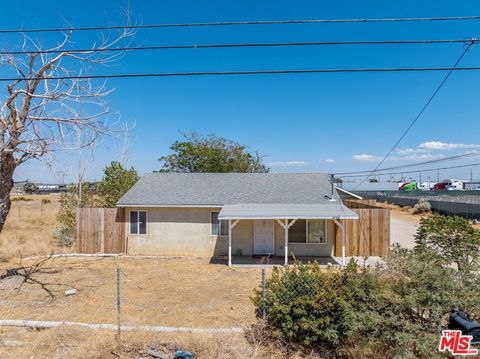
xmin=340 ymin=162 xmax=480 ymax=179
xmin=335 ymin=151 xmax=480 ymax=176
xmin=0 ymin=38 xmax=473 ymax=55
xmin=351 ymin=39 xmax=476 ymax=190
xmin=2 ymin=16 xmax=480 ymax=34
xmin=3 ymin=66 xmax=480 ymax=82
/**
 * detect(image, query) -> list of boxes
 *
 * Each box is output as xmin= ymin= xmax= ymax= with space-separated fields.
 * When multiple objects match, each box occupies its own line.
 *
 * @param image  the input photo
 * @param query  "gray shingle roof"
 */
xmin=218 ymin=203 xmax=358 ymax=220
xmin=117 ymin=172 xmax=337 ymax=206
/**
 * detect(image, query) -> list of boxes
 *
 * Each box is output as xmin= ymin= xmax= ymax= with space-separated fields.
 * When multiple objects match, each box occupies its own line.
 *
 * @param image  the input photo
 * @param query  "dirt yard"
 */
xmin=371 ymin=201 xmax=428 ymax=249
xmin=0 ymin=194 xmax=70 ymax=262
xmin=0 ymin=256 xmax=261 ymax=328
xmin=0 ymin=256 xmax=273 ymax=358
xmin=0 ymin=325 xmax=319 ymax=359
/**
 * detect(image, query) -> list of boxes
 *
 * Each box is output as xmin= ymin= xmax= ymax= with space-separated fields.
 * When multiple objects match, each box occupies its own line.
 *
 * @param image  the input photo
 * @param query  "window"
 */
xmin=130 ymin=211 xmax=147 ymax=235
xmin=288 ymin=219 xmax=326 ymax=244
xmin=211 ymin=212 xmax=228 ymax=236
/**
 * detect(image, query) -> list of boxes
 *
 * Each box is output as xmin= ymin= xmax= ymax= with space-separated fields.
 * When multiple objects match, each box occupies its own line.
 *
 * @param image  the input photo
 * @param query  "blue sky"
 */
xmin=2 ymin=0 xmax=480 ymax=182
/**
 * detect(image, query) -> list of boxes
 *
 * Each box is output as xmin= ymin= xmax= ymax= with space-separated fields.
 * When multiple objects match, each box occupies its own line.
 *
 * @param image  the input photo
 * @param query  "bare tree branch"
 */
xmin=0 ymin=16 xmax=136 ymax=232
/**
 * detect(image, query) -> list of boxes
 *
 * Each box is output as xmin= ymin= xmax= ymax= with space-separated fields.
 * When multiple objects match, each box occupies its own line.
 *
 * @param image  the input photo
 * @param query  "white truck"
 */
xmin=418 ymin=182 xmax=435 ymax=191
xmin=445 ymin=179 xmax=466 ymax=191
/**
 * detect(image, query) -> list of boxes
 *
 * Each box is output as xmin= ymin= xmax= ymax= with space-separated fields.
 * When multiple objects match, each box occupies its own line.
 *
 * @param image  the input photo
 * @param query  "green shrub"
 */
xmin=41 ymin=198 xmax=51 ymax=204
xmin=57 ymin=183 xmax=101 ymax=230
xmin=254 ymin=247 xmax=479 ymax=358
xmin=415 ymin=214 xmax=480 ymax=272
xmin=12 ymin=196 xmax=33 ymax=202
xmin=254 ymin=261 xmax=381 ymax=348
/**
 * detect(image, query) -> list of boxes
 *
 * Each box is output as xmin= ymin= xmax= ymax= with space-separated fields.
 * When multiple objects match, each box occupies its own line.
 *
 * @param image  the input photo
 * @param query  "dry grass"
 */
xmin=0 ymin=195 xmax=371 ymax=358
xmin=0 ymin=256 xmax=327 ymax=358
xmin=0 ymin=256 xmax=286 ymax=357
xmin=0 ymin=194 xmax=71 ymax=262
xmin=0 ymin=326 xmax=324 ymax=359
xmin=0 ymin=256 xmax=261 ymax=328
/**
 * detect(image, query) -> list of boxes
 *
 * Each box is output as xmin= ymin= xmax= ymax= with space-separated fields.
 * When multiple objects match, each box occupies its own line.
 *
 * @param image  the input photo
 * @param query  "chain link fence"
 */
xmin=356 ymin=191 xmax=480 ymax=219
xmin=0 ymin=256 xmax=264 ymax=340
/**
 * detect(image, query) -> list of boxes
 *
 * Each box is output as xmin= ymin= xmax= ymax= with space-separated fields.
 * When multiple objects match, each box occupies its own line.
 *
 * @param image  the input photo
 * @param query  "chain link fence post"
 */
xmin=116 ymin=264 xmax=121 ymax=341
xmin=262 ymin=268 xmax=266 ymax=321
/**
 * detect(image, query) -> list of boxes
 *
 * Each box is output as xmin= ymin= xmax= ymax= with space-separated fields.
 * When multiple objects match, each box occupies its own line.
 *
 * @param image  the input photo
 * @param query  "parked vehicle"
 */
xmin=399 ymin=181 xmax=417 ymax=191
xmin=433 ymin=182 xmax=446 ymax=191
xmin=446 ymin=181 xmax=464 ymax=191
xmin=463 ymin=182 xmax=480 ymax=190
xmin=418 ymin=182 xmax=435 ymax=191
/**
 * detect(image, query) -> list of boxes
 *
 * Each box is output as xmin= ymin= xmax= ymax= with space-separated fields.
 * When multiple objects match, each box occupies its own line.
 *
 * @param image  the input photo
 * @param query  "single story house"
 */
xmin=116 ymin=172 xmax=358 ymax=266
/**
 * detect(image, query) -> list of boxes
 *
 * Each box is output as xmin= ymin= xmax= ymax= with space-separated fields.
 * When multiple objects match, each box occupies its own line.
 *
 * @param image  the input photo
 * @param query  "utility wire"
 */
xmin=351 ymin=39 xmax=476 ymax=190
xmin=2 ymin=16 xmax=480 ymax=33
xmin=340 ymin=162 xmax=480 ymax=178
xmin=3 ymin=66 xmax=480 ymax=82
xmin=0 ymin=38 xmax=473 ymax=55
xmin=335 ymin=151 xmax=480 ymax=176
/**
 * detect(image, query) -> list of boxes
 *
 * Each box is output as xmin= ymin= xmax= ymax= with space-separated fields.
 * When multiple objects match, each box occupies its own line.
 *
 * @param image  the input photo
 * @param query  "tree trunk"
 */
xmin=0 ymin=153 xmax=16 ymax=233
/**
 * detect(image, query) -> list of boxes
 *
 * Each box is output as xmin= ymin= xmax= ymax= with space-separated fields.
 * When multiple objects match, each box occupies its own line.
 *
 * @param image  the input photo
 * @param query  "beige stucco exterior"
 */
xmin=126 ymin=206 xmax=335 ymax=258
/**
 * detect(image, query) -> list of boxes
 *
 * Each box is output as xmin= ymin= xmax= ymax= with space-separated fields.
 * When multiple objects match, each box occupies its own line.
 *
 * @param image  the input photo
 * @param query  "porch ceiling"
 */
xmin=218 ymin=203 xmax=358 ymax=220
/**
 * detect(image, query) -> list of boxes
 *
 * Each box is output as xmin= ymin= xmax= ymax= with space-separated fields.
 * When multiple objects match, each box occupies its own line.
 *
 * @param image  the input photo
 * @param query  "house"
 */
xmin=117 ymin=172 xmax=359 ymax=266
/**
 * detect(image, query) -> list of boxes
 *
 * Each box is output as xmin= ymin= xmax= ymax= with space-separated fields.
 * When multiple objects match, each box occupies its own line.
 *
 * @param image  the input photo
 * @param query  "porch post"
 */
xmin=284 ymin=219 xmax=288 ymax=265
xmin=228 ymin=219 xmax=232 ymax=267
xmin=333 ymin=218 xmax=346 ymax=267
xmin=341 ymin=221 xmax=346 ymax=266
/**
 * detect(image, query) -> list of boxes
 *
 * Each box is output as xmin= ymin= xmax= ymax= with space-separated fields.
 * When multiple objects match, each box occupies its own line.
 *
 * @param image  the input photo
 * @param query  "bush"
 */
xmin=57 ymin=183 xmax=101 ymax=231
xmin=11 ymin=196 xmax=33 ymax=202
xmin=53 ymin=227 xmax=76 ymax=247
xmin=23 ymin=180 xmax=38 ymax=194
xmin=41 ymin=198 xmax=51 ymax=204
xmin=413 ymin=198 xmax=431 ymax=214
xmin=253 ymin=262 xmax=363 ymax=347
xmin=254 ymin=247 xmax=480 ymax=358
xmin=415 ymin=214 xmax=480 ymax=272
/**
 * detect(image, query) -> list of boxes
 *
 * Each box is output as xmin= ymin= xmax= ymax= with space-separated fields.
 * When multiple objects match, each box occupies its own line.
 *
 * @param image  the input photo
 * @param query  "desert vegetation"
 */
xmin=254 ymin=215 xmax=480 ymax=358
xmin=0 ymin=194 xmax=62 ymax=262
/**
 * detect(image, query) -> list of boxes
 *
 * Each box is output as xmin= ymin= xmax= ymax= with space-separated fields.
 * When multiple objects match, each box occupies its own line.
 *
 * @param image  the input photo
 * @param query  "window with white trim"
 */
xmin=211 ymin=212 xmax=228 ymax=236
xmin=288 ymin=219 xmax=326 ymax=243
xmin=130 ymin=211 xmax=147 ymax=235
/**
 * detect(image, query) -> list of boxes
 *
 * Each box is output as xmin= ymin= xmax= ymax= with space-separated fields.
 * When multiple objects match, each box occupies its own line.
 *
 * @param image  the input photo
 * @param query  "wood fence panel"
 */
xmin=76 ymin=208 xmax=126 ymax=254
xmin=335 ymin=206 xmax=390 ymax=257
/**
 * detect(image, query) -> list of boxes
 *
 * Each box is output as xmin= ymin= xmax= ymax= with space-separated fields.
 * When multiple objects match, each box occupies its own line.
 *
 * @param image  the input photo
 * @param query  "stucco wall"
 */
xmin=126 ymin=207 xmax=228 ymax=256
xmin=126 ymin=207 xmax=335 ymax=257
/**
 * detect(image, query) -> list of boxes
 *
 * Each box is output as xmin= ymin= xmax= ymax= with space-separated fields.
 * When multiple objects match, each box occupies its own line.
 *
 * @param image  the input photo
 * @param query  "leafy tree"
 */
xmin=414 ymin=215 xmax=480 ymax=272
xmin=97 ymin=161 xmax=139 ymax=207
xmin=57 ymin=183 xmax=101 ymax=230
xmin=23 ymin=180 xmax=39 ymax=194
xmin=159 ymin=133 xmax=269 ymax=173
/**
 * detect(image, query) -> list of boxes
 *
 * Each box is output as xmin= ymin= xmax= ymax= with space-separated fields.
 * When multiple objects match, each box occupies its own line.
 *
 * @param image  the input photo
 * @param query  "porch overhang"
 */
xmin=218 ymin=203 xmax=358 ymax=220
xmin=220 ymin=203 xmax=357 ymax=268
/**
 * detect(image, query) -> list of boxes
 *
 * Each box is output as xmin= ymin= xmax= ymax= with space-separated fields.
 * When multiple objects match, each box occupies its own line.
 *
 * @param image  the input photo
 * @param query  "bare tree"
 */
xmin=0 ymin=22 xmax=135 ymax=232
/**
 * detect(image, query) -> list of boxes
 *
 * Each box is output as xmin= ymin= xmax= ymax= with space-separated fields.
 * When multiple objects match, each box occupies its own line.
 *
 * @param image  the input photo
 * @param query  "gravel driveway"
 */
xmin=390 ymin=214 xmax=418 ymax=249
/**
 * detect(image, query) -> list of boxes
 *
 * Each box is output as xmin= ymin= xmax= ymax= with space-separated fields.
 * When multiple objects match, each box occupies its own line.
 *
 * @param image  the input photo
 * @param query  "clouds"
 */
xmin=352 ymin=140 xmax=480 ymax=163
xmin=325 ymin=159 xmax=336 ymax=163
xmin=267 ymin=160 xmax=310 ymax=168
xmin=352 ymin=154 xmax=380 ymax=161
xmin=418 ymin=141 xmax=480 ymax=151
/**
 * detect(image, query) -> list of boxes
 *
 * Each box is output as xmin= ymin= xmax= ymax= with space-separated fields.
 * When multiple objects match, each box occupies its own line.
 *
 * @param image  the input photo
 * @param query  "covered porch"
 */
xmin=218 ymin=203 xmax=358 ymax=267
xmin=229 ymin=255 xmax=340 ymax=266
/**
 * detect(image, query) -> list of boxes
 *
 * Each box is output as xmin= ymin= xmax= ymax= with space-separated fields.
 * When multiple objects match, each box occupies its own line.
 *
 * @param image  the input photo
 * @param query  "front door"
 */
xmin=254 ymin=220 xmax=274 ymax=255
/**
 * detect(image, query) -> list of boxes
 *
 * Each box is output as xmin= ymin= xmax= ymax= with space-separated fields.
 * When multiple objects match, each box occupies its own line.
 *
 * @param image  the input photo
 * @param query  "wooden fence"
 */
xmin=335 ymin=200 xmax=390 ymax=257
xmin=76 ymin=208 xmax=126 ymax=254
